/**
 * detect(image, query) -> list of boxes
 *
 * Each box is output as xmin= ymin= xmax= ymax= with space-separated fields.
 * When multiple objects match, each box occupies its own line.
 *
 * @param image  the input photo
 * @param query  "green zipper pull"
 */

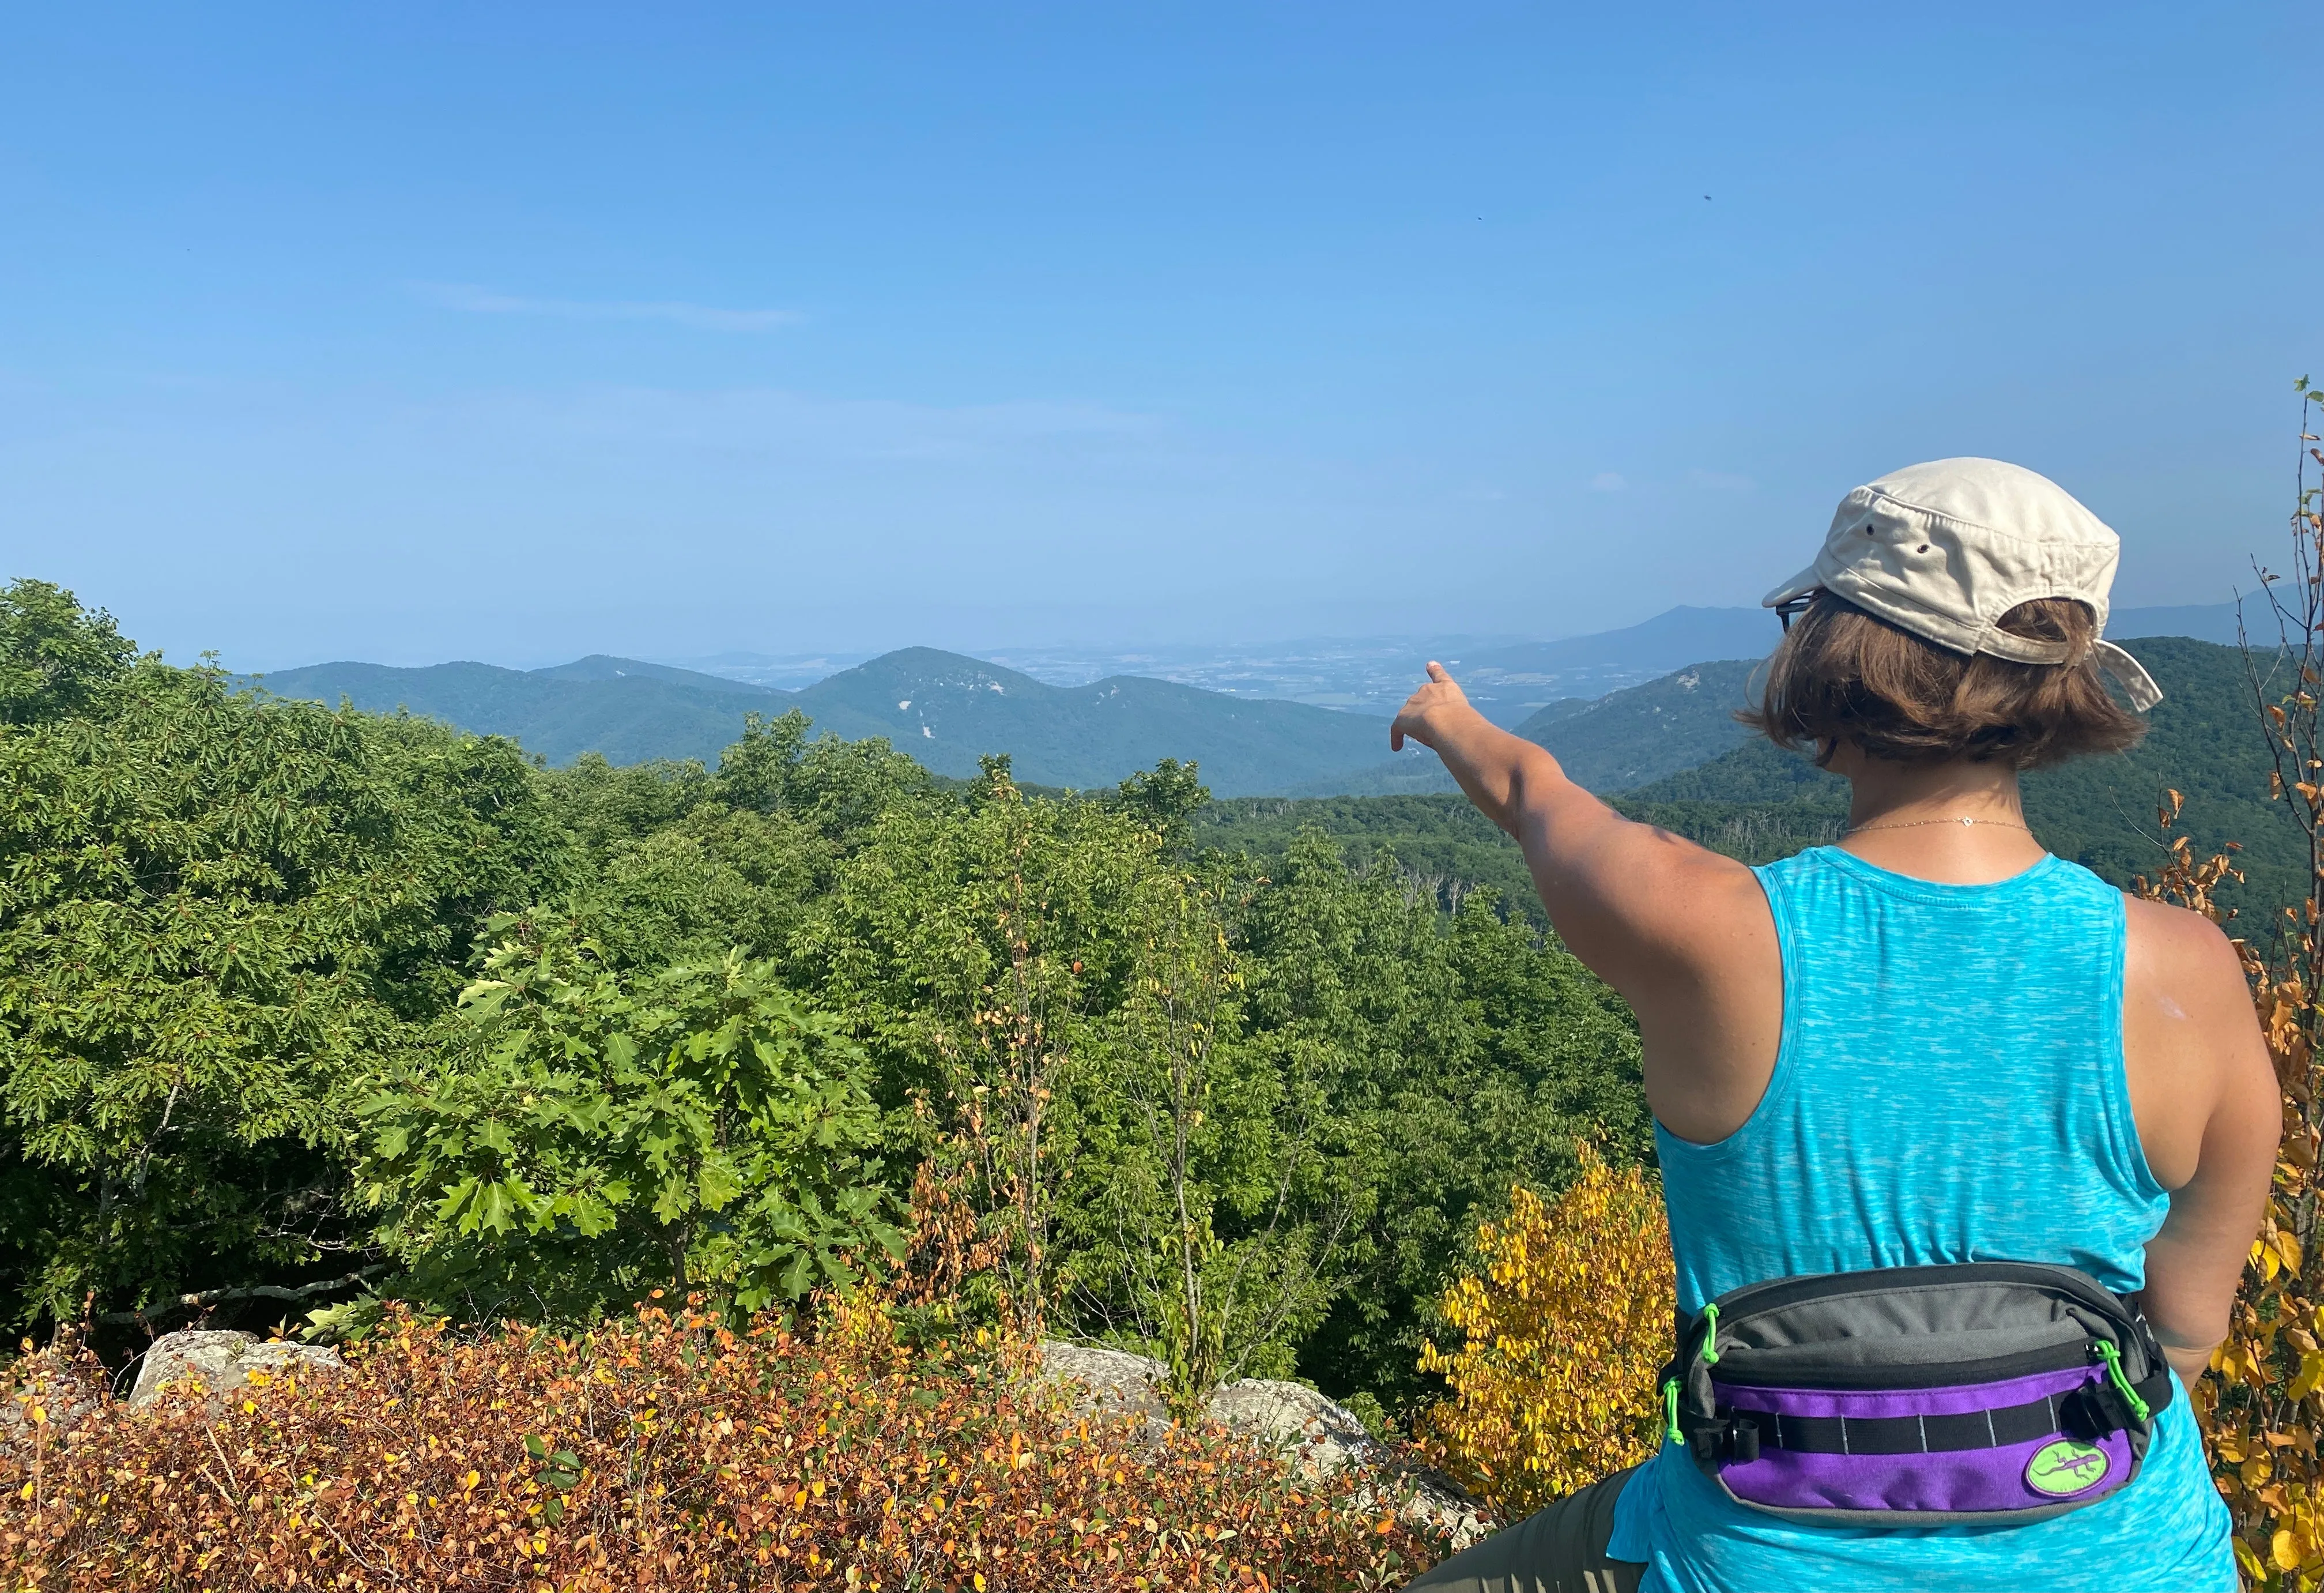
xmin=2093 ymin=1339 xmax=2151 ymax=1423
xmin=1662 ymin=1377 xmax=1681 ymax=1445
xmin=1698 ymin=1302 xmax=1722 ymax=1366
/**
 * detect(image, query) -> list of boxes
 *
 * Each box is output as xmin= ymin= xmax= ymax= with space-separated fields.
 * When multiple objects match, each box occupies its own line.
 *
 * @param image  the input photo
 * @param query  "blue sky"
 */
xmin=2 ymin=3 xmax=2316 ymax=668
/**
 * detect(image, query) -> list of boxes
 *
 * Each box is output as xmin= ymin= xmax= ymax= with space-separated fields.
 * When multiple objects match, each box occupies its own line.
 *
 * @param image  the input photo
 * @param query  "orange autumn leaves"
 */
xmin=2139 ymin=800 xmax=2324 ymax=1591
xmin=0 ymin=1300 xmax=1438 ymax=1592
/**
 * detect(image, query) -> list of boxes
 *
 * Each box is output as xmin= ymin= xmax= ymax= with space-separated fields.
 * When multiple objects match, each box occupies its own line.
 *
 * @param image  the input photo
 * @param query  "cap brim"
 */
xmin=2093 ymin=640 xmax=2164 ymax=712
xmin=1762 ymin=564 xmax=1822 ymax=608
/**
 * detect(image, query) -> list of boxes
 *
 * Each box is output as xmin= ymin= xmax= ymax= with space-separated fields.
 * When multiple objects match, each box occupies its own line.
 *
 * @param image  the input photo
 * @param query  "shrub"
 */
xmin=355 ymin=923 xmax=902 ymax=1326
xmin=1416 ymin=1148 xmax=1673 ymax=1519
xmin=2132 ymin=390 xmax=2324 ymax=1593
xmin=0 ymin=1300 xmax=1446 ymax=1591
xmin=2139 ymin=796 xmax=2324 ymax=1590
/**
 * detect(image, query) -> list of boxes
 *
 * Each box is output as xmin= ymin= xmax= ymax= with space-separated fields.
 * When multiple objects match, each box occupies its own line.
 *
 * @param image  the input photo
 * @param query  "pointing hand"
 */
xmin=1390 ymin=662 xmax=1472 ymax=752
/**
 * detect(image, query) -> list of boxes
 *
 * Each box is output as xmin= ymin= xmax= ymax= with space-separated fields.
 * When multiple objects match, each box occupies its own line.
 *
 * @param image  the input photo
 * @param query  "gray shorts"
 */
xmin=1401 ymin=1467 xmax=1646 ymax=1593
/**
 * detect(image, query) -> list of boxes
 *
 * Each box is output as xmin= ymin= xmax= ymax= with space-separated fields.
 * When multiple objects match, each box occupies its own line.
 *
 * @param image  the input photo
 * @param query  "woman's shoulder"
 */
xmin=2122 ymin=893 xmax=2247 ymax=997
xmin=2120 ymin=890 xmax=2274 ymax=1194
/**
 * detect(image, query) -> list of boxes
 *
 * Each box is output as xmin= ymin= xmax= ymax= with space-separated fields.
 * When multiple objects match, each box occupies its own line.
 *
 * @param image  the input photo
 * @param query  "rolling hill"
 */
xmin=255 ymin=647 xmax=1397 ymax=796
xmin=250 ymin=656 xmax=778 ymax=767
xmin=1302 ymin=659 xmax=1763 ymax=797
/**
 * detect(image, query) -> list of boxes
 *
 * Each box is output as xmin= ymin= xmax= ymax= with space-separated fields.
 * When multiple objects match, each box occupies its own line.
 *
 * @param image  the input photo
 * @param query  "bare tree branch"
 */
xmin=99 ymin=1266 xmax=386 ymax=1327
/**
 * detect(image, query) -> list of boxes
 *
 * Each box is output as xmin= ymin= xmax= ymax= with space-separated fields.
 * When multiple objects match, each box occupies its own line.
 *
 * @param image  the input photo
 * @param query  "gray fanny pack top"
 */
xmin=1658 ymin=1261 xmax=2175 ymax=1525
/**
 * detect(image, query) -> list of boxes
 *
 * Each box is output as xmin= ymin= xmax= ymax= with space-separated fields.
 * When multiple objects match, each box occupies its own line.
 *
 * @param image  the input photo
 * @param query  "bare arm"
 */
xmin=1387 ymin=663 xmax=1636 ymax=895
xmin=2123 ymin=901 xmax=2280 ymax=1387
xmin=1391 ymin=665 xmax=1782 ymax=1142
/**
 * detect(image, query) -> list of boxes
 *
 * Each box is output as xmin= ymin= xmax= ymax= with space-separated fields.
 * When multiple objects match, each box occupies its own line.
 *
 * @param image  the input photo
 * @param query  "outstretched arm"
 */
xmin=1390 ymin=661 xmax=1746 ymax=981
xmin=1389 ymin=662 xmax=1625 ymax=867
xmin=1391 ymin=664 xmax=1782 ymax=1142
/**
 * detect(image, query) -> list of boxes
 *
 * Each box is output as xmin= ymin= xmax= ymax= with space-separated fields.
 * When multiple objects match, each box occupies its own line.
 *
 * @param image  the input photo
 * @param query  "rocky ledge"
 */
xmin=1036 ymin=1339 xmax=1489 ymax=1547
xmin=127 ymin=1329 xmax=346 ymax=1407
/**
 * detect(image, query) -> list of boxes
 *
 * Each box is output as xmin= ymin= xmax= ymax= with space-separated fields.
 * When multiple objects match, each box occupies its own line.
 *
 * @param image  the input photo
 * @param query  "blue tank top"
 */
xmin=1605 ymin=846 xmax=2236 ymax=1591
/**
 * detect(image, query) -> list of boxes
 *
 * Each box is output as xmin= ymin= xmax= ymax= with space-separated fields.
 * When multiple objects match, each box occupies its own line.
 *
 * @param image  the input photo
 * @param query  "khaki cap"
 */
xmin=1764 ymin=457 xmax=2163 ymax=711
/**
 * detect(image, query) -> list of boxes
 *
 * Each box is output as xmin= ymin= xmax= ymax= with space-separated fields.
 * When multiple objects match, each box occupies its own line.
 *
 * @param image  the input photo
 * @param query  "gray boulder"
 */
xmin=127 ymin=1330 xmax=345 ymax=1407
xmin=1035 ymin=1341 xmax=1171 ymax=1426
xmin=1037 ymin=1340 xmax=1488 ymax=1547
xmin=1035 ymin=1339 xmax=1376 ymax=1465
xmin=1208 ymin=1375 xmax=1378 ymax=1473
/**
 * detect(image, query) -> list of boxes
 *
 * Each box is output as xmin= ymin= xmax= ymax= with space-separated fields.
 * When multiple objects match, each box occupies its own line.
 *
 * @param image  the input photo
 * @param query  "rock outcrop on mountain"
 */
xmin=1037 ymin=1339 xmax=1489 ymax=1547
xmin=126 ymin=1330 xmax=346 ymax=1408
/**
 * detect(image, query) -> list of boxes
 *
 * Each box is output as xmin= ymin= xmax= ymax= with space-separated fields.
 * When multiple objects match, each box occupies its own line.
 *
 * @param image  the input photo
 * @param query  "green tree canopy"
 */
xmin=0 ymin=590 xmax=560 ymax=1328
xmin=0 ymin=578 xmax=136 ymax=725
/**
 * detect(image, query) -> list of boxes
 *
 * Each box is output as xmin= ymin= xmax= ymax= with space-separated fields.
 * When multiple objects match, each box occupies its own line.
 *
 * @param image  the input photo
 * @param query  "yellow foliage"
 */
xmin=2140 ymin=793 xmax=2324 ymax=1592
xmin=1417 ymin=1146 xmax=1674 ymax=1519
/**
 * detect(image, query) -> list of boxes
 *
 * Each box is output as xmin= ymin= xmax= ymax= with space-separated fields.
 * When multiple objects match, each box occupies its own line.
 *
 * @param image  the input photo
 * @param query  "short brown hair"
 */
xmin=1742 ymin=593 xmax=2147 ymax=769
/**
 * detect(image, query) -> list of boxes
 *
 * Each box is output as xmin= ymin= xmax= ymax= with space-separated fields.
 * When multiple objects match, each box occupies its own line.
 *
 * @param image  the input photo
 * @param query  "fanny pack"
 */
xmin=1659 ymin=1261 xmax=2175 ymax=1525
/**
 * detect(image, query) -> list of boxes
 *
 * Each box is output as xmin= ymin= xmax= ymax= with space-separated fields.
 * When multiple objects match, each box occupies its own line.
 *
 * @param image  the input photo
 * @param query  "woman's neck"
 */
xmin=1826 ymin=744 xmax=2048 ymax=884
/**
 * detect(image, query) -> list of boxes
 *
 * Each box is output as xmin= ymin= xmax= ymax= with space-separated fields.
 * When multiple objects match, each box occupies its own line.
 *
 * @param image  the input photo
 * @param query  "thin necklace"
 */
xmin=1844 ymin=815 xmax=2032 ymax=836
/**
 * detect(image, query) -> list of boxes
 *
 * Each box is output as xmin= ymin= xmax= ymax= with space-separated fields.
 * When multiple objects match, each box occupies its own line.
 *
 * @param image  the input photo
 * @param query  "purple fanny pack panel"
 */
xmin=1712 ymin=1364 xmax=2134 ymax=1516
xmin=1665 ymin=1262 xmax=2173 ymax=1527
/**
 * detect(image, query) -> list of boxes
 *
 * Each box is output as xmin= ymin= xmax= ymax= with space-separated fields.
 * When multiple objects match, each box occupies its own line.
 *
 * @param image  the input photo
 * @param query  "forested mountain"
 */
xmin=255 ymin=656 xmax=775 ymax=765
xmin=260 ymin=646 xmax=1396 ymax=794
xmin=1303 ymin=658 xmax=1763 ymax=796
xmin=788 ymin=648 xmax=1389 ymax=791
xmin=1620 ymin=635 xmax=2302 ymax=911
xmin=1511 ymin=659 xmax=1761 ymax=791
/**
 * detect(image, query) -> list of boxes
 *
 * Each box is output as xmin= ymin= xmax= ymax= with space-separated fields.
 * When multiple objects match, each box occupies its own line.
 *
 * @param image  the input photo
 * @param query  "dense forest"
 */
xmin=10 ymin=575 xmax=2290 ymax=1414
xmin=0 ymin=579 xmax=1646 ymax=1427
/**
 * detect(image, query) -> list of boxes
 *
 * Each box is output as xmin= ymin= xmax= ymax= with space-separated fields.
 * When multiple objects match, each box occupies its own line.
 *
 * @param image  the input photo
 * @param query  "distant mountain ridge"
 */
xmin=1455 ymin=607 xmax=1775 ymax=680
xmin=251 ymin=603 xmax=2252 ymax=795
xmin=1299 ymin=659 xmax=1763 ymax=797
xmin=250 ymin=657 xmax=774 ymax=767
xmin=255 ymin=647 xmax=1394 ymax=796
xmin=791 ymin=649 xmax=1390 ymax=794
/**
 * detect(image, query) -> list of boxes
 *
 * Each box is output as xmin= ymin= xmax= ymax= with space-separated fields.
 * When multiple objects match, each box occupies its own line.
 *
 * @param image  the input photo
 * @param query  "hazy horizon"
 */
xmin=5 ymin=5 xmax=2314 ymax=672
xmin=213 ymin=596 xmax=2254 ymax=687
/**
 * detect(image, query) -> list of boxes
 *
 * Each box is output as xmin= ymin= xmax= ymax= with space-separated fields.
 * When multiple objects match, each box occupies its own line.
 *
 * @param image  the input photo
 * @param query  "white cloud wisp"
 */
xmin=411 ymin=282 xmax=801 ymax=333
